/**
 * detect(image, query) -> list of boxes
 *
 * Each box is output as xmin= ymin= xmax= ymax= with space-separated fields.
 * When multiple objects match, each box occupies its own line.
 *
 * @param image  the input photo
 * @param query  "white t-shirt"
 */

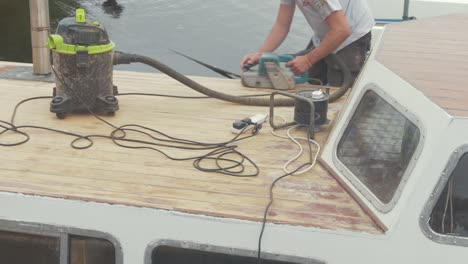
xmin=280 ymin=0 xmax=374 ymax=51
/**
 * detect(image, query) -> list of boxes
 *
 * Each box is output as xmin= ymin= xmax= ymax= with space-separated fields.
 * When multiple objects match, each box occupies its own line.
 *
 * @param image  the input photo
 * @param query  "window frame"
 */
xmin=0 ymin=219 xmax=122 ymax=264
xmin=420 ymin=145 xmax=468 ymax=247
xmin=332 ymin=83 xmax=425 ymax=213
xmin=145 ymin=239 xmax=326 ymax=264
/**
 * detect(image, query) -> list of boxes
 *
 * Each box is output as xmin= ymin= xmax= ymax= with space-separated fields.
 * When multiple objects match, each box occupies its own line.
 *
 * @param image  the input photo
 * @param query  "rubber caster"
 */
xmin=56 ymin=113 xmax=66 ymax=119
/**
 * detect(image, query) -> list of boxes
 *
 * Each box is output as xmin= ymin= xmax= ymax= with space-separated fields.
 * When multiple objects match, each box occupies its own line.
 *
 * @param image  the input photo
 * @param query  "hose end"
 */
xmin=113 ymin=51 xmax=137 ymax=65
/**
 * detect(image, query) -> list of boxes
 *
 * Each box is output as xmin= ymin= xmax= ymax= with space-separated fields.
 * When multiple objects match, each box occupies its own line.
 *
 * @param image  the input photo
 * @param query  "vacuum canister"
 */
xmin=47 ymin=8 xmax=118 ymax=118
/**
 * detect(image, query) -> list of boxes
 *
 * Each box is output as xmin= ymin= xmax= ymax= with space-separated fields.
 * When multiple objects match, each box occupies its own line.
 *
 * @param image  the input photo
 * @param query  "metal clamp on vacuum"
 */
xmin=269 ymin=89 xmax=330 ymax=139
xmin=47 ymin=8 xmax=118 ymax=119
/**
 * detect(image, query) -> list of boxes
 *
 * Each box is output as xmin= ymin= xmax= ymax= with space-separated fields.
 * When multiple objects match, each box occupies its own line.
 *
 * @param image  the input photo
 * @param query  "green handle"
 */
xmin=76 ymin=8 xmax=86 ymax=23
xmin=47 ymin=35 xmax=63 ymax=49
xmin=278 ymin=54 xmax=309 ymax=84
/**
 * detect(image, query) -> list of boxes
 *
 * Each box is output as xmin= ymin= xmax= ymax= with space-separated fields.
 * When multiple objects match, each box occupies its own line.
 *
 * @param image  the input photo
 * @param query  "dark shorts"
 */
xmin=307 ymin=32 xmax=371 ymax=86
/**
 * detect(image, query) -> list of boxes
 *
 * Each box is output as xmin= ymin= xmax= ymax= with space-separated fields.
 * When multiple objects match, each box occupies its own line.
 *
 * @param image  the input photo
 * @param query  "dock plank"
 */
xmin=376 ymin=14 xmax=468 ymax=117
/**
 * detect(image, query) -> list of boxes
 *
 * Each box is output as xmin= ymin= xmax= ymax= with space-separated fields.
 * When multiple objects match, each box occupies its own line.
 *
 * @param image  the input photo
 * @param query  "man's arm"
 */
xmin=259 ymin=3 xmax=296 ymax=52
xmin=287 ymin=10 xmax=350 ymax=75
xmin=240 ymin=4 xmax=295 ymax=69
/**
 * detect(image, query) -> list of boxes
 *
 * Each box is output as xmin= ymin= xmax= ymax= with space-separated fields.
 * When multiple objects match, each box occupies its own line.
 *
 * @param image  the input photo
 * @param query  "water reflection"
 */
xmin=0 ymin=1 xmax=31 ymax=62
xmin=0 ymin=1 xmax=310 ymax=77
xmin=102 ymin=0 xmax=124 ymax=19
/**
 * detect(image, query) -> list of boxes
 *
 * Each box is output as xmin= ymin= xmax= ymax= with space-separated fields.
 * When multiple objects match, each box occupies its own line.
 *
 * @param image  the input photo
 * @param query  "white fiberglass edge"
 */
xmin=321 ymin=45 xmax=454 ymax=230
xmin=2 ymin=188 xmax=468 ymax=263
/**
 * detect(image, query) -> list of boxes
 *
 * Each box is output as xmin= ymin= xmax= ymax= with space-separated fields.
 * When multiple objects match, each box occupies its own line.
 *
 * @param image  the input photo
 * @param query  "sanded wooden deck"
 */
xmin=0 ymin=62 xmax=381 ymax=234
xmin=376 ymin=14 xmax=468 ymax=117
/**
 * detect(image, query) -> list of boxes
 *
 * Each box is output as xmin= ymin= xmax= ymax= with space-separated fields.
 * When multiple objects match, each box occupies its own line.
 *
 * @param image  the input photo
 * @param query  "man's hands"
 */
xmin=240 ymin=52 xmax=263 ymax=71
xmin=286 ymin=55 xmax=313 ymax=75
xmin=240 ymin=52 xmax=313 ymax=75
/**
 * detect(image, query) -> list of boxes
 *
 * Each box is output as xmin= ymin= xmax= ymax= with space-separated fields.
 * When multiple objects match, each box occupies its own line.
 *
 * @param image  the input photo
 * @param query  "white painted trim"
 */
xmin=2 ymin=189 xmax=468 ymax=263
xmin=321 ymin=55 xmax=453 ymax=229
xmin=331 ymin=83 xmax=425 ymax=213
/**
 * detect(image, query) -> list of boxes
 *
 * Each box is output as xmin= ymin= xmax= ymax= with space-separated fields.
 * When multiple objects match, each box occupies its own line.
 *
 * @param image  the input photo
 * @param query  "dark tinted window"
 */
xmin=0 ymin=230 xmax=60 ymax=264
xmin=70 ymin=235 xmax=115 ymax=264
xmin=337 ymin=90 xmax=420 ymax=204
xmin=152 ymin=246 xmax=300 ymax=264
xmin=430 ymin=153 xmax=468 ymax=237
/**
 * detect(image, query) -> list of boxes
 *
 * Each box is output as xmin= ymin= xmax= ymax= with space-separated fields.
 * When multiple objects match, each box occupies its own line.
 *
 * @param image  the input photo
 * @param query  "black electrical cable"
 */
xmin=3 ymin=95 xmax=96 ymax=149
xmin=107 ymin=123 xmax=261 ymax=177
xmin=0 ymin=67 xmax=262 ymax=177
xmin=116 ymin=92 xmax=272 ymax=99
xmin=0 ymin=120 xmax=30 ymax=146
xmin=169 ymin=48 xmax=241 ymax=79
xmin=109 ymin=123 xmax=260 ymax=149
xmin=116 ymin=92 xmax=209 ymax=99
xmin=10 ymin=96 xmax=52 ymax=124
xmin=256 ymin=163 xmax=311 ymax=263
xmin=0 ymin=96 xmax=54 ymax=147
xmin=2 ymin=94 xmax=103 ymax=149
xmin=257 ymin=124 xmax=315 ymax=264
xmin=1 ymin=95 xmax=262 ymax=177
xmin=112 ymin=123 xmax=261 ymax=176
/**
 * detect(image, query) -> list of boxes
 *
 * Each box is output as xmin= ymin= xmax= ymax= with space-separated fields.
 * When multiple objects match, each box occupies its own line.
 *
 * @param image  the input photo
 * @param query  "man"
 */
xmin=240 ymin=0 xmax=374 ymax=86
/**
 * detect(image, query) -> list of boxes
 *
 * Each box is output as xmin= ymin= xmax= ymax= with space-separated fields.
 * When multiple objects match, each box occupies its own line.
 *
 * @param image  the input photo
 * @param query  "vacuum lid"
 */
xmin=47 ymin=9 xmax=115 ymax=55
xmin=56 ymin=8 xmax=110 ymax=46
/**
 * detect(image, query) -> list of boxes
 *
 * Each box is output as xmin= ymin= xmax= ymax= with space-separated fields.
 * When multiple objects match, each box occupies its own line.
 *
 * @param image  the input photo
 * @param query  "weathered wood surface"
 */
xmin=376 ymin=14 xmax=468 ymax=117
xmin=0 ymin=62 xmax=381 ymax=234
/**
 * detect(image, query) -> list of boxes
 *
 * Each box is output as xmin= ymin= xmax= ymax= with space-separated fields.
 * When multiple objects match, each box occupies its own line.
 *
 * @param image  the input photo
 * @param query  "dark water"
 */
xmin=0 ymin=0 xmax=310 ymax=77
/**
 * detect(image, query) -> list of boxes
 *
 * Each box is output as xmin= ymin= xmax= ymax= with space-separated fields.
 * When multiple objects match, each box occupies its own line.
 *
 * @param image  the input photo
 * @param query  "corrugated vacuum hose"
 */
xmin=113 ymin=52 xmax=351 ymax=106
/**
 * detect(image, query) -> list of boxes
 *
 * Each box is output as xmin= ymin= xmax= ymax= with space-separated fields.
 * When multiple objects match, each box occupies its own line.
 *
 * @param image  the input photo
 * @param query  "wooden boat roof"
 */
xmin=0 ymin=62 xmax=382 ymax=234
xmin=376 ymin=14 xmax=468 ymax=117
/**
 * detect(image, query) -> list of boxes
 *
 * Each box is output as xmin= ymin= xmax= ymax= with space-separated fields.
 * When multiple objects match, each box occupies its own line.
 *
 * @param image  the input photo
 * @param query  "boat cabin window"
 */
xmin=429 ymin=152 xmax=468 ymax=238
xmin=337 ymin=90 xmax=420 ymax=204
xmin=70 ymin=235 xmax=115 ymax=264
xmin=0 ymin=221 xmax=118 ymax=264
xmin=0 ymin=230 xmax=60 ymax=264
xmin=151 ymin=245 xmax=309 ymax=264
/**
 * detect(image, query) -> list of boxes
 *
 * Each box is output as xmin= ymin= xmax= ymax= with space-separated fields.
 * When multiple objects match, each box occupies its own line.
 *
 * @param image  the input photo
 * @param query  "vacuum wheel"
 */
xmin=56 ymin=113 xmax=66 ymax=119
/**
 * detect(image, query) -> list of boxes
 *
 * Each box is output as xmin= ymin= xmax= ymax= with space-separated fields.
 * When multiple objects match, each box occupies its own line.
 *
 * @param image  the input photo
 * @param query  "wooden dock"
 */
xmin=0 ymin=61 xmax=381 ymax=234
xmin=376 ymin=14 xmax=468 ymax=117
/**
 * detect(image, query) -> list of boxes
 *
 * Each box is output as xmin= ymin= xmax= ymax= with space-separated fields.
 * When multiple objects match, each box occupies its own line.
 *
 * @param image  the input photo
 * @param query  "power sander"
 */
xmin=241 ymin=53 xmax=309 ymax=90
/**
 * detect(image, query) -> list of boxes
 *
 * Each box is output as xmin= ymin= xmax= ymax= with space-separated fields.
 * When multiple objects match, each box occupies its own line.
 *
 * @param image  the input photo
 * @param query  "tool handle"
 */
xmin=243 ymin=63 xmax=253 ymax=71
xmin=278 ymin=55 xmax=309 ymax=84
xmin=278 ymin=54 xmax=294 ymax=62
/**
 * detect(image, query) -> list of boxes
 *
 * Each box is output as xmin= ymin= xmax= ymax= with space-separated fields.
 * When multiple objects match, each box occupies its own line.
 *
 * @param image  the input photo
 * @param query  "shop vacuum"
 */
xmin=47 ymin=8 xmax=118 ymax=119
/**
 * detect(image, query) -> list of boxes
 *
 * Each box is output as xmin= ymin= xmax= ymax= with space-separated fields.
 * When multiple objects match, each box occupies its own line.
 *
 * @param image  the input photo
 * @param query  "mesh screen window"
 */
xmin=337 ymin=90 xmax=420 ymax=204
xmin=430 ymin=153 xmax=468 ymax=238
